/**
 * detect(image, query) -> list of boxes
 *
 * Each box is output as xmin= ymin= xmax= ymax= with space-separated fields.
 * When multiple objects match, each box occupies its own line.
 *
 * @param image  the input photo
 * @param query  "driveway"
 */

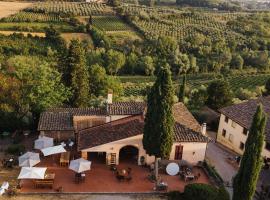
xmin=206 ymin=142 xmax=238 ymax=184
xmin=205 ymin=131 xmax=239 ymax=199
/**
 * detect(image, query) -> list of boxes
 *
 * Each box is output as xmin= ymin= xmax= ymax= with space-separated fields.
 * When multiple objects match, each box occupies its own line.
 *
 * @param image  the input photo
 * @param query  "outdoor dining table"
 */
xmin=60 ymin=151 xmax=70 ymax=167
xmin=34 ymin=173 xmax=55 ymax=188
xmin=116 ymin=169 xmax=132 ymax=182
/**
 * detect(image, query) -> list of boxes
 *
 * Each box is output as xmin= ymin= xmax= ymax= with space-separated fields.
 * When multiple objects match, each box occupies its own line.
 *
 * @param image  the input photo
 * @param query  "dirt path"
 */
xmin=0 ymin=2 xmax=32 ymax=19
xmin=0 ymin=194 xmax=166 ymax=200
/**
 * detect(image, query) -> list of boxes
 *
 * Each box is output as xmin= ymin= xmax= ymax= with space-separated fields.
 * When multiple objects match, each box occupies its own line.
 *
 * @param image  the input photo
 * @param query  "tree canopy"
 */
xmin=206 ymin=79 xmax=233 ymax=110
xmin=67 ymin=39 xmax=90 ymax=107
xmin=143 ymin=63 xmax=174 ymax=158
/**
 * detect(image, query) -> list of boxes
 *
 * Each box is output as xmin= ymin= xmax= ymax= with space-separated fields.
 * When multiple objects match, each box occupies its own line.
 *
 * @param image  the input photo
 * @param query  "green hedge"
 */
xmin=6 ymin=144 xmax=25 ymax=155
xmin=203 ymin=161 xmax=224 ymax=185
xmin=184 ymin=184 xmax=230 ymax=200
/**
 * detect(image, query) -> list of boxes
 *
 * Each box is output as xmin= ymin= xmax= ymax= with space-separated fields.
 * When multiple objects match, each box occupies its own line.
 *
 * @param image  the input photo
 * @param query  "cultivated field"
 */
xmin=0 ymin=2 xmax=32 ymax=19
xmin=61 ymin=33 xmax=93 ymax=44
xmin=0 ymin=30 xmax=45 ymax=37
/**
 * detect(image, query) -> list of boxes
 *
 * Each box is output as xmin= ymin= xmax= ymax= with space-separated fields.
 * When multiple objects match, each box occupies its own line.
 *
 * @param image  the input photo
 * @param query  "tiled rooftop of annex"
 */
xmin=19 ymin=156 xmax=211 ymax=193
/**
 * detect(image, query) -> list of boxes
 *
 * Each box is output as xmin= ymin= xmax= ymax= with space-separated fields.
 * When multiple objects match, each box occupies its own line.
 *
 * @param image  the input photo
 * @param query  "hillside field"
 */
xmin=0 ymin=1 xmax=32 ymax=19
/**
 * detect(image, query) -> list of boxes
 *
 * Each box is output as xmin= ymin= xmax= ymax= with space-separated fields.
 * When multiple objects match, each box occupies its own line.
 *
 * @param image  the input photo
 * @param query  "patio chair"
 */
xmin=126 ymin=175 xmax=132 ymax=182
xmin=127 ymin=167 xmax=132 ymax=175
xmin=194 ymin=173 xmax=201 ymax=180
xmin=55 ymin=186 xmax=63 ymax=193
xmin=116 ymin=172 xmax=124 ymax=182
xmin=110 ymin=164 xmax=117 ymax=172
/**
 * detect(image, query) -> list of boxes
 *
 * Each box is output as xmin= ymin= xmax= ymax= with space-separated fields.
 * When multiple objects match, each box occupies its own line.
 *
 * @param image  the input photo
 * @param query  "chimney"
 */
xmin=201 ymin=123 xmax=207 ymax=135
xmin=107 ymin=90 xmax=113 ymax=104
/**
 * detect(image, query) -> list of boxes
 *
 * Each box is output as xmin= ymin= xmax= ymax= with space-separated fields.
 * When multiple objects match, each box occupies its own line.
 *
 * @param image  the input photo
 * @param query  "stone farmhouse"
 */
xmin=38 ymin=93 xmax=208 ymax=166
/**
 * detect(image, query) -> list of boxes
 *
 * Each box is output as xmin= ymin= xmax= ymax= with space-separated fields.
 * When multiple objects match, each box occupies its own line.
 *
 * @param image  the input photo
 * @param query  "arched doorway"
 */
xmin=119 ymin=145 xmax=139 ymax=164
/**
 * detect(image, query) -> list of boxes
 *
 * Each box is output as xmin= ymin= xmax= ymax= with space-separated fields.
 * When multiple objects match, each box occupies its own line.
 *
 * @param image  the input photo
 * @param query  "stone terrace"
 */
xmin=19 ymin=157 xmax=210 ymax=193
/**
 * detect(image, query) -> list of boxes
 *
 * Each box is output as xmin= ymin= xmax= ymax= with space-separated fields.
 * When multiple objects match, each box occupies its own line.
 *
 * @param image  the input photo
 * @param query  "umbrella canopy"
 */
xmin=19 ymin=152 xmax=40 ymax=167
xmin=34 ymin=136 xmax=54 ymax=150
xmin=41 ymin=145 xmax=66 ymax=156
xmin=69 ymin=158 xmax=91 ymax=173
xmin=18 ymin=167 xmax=47 ymax=179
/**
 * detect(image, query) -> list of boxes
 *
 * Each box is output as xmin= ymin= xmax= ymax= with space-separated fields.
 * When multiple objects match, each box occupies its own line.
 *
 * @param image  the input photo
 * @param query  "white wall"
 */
xmin=81 ymin=134 xmax=207 ymax=165
xmin=169 ymin=142 xmax=207 ymax=165
xmin=82 ymin=135 xmax=144 ymax=165
xmin=109 ymin=115 xmax=131 ymax=122
xmin=217 ymin=114 xmax=270 ymax=158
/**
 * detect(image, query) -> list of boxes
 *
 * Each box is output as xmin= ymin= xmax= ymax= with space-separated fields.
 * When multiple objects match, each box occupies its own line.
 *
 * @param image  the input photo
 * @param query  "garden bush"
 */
xmin=6 ymin=144 xmax=25 ymax=155
xmin=168 ymin=191 xmax=184 ymax=200
xmin=184 ymin=184 xmax=230 ymax=200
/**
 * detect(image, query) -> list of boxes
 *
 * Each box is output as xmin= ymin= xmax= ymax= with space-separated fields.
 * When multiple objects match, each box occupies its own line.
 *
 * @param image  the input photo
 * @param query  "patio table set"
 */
xmin=16 ymin=136 xmax=92 ymax=190
xmin=116 ymin=167 xmax=132 ymax=182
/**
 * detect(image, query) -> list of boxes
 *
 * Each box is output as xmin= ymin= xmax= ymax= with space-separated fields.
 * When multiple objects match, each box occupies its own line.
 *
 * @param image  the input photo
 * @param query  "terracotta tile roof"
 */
xmin=108 ymin=102 xmax=146 ymax=115
xmin=173 ymin=102 xmax=202 ymax=133
xmin=78 ymin=112 xmax=207 ymax=150
xmin=78 ymin=116 xmax=144 ymax=150
xmin=174 ymin=122 xmax=208 ymax=143
xmin=47 ymin=108 xmax=107 ymax=116
xmin=38 ymin=112 xmax=74 ymax=131
xmin=219 ymin=96 xmax=270 ymax=142
xmin=38 ymin=102 xmax=146 ymax=131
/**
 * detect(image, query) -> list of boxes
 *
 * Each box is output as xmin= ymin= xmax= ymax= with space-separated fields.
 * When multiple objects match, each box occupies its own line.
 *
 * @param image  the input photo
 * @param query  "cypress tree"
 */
xmin=143 ymin=63 xmax=174 ymax=180
xmin=178 ymin=73 xmax=186 ymax=102
xmin=67 ymin=39 xmax=89 ymax=107
xmin=233 ymin=104 xmax=267 ymax=200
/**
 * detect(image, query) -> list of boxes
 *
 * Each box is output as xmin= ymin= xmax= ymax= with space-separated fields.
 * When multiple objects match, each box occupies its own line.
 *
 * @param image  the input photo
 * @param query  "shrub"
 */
xmin=168 ymin=191 xmax=184 ymax=200
xmin=6 ymin=144 xmax=25 ymax=155
xmin=203 ymin=161 xmax=224 ymax=185
xmin=184 ymin=184 xmax=230 ymax=200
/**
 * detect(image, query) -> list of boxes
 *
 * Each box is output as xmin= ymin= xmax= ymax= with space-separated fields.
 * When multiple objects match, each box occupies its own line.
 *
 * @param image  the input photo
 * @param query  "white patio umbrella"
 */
xmin=34 ymin=136 xmax=54 ymax=150
xmin=19 ymin=152 xmax=40 ymax=167
xmin=69 ymin=158 xmax=91 ymax=173
xmin=18 ymin=167 xmax=47 ymax=179
xmin=41 ymin=145 xmax=66 ymax=156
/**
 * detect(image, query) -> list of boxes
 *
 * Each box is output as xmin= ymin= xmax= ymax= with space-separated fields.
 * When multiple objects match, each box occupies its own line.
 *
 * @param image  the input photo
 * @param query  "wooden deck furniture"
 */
xmin=60 ymin=152 xmax=70 ymax=167
xmin=116 ymin=169 xmax=132 ymax=182
xmin=75 ymin=173 xmax=85 ymax=183
xmin=34 ymin=173 xmax=55 ymax=189
xmin=155 ymin=182 xmax=168 ymax=191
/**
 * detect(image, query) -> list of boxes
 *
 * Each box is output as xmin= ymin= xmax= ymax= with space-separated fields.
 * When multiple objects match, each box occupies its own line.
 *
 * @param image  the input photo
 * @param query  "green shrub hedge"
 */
xmin=6 ymin=144 xmax=25 ymax=155
xmin=184 ymin=184 xmax=230 ymax=200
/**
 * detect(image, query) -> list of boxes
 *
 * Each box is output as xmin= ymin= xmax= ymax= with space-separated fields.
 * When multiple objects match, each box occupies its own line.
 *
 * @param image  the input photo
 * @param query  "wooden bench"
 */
xmin=34 ymin=180 xmax=54 ymax=189
xmin=34 ymin=173 xmax=55 ymax=189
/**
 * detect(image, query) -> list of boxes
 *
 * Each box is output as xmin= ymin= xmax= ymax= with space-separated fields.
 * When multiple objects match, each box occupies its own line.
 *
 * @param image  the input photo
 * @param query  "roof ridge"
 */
xmin=78 ymin=115 xmax=144 ymax=134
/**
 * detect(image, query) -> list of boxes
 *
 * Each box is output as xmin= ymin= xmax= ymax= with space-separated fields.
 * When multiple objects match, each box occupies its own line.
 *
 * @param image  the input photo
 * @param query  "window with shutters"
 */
xmin=174 ymin=145 xmax=183 ymax=160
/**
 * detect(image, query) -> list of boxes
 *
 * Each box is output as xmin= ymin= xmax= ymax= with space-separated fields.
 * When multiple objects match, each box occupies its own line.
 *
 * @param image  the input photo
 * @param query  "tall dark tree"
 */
xmin=264 ymin=78 xmax=270 ymax=96
xmin=206 ymin=79 xmax=233 ymax=110
xmin=178 ymin=74 xmax=186 ymax=102
xmin=143 ymin=64 xmax=174 ymax=180
xmin=233 ymin=104 xmax=267 ymax=200
xmin=67 ymin=39 xmax=89 ymax=107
